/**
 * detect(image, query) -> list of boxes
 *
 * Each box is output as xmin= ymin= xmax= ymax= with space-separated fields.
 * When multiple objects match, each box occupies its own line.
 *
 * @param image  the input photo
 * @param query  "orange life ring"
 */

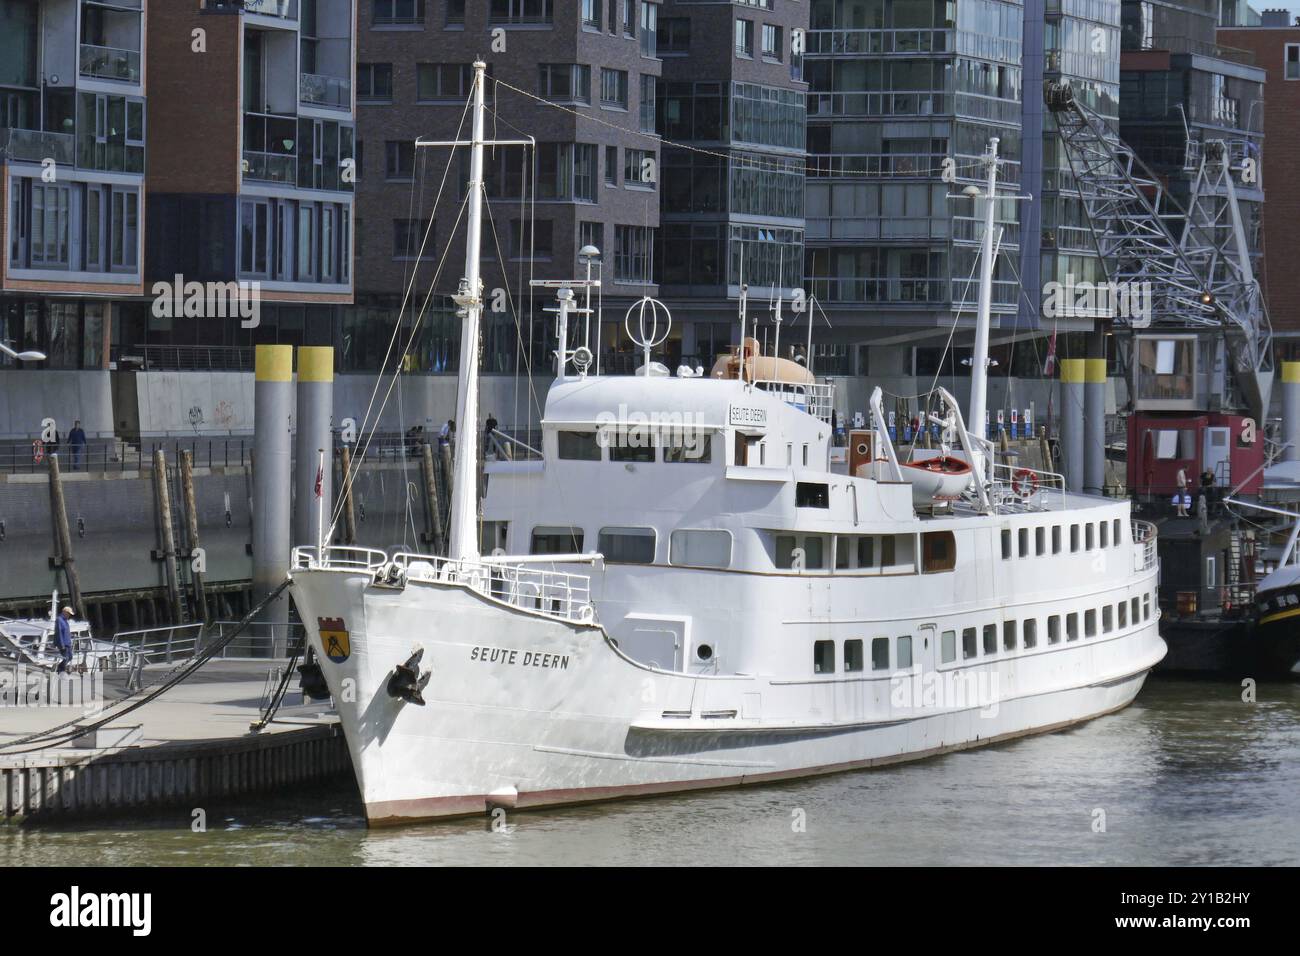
xmin=1012 ymin=468 xmax=1038 ymax=497
xmin=32 ymin=439 xmax=44 ymax=463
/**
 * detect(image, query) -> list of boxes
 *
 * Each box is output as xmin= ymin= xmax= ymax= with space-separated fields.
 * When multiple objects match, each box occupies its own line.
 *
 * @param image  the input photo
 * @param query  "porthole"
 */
xmin=696 ymin=643 xmax=714 ymax=661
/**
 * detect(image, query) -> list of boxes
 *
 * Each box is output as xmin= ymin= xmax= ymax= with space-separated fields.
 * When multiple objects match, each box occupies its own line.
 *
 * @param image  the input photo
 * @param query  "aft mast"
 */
xmin=967 ymin=136 xmax=1001 ymax=473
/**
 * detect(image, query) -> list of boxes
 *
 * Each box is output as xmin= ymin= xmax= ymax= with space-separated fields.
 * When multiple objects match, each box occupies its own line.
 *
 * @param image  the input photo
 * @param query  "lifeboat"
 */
xmin=900 ymin=455 xmax=972 ymax=504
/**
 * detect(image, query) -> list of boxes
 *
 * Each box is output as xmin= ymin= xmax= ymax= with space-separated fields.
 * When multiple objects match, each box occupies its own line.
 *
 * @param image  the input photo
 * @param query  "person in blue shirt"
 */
xmin=55 ymin=605 xmax=74 ymax=674
xmin=68 ymin=420 xmax=87 ymax=471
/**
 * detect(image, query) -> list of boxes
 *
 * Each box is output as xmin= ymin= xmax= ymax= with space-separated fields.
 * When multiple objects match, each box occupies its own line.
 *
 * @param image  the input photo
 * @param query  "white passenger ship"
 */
xmin=289 ymin=65 xmax=1165 ymax=825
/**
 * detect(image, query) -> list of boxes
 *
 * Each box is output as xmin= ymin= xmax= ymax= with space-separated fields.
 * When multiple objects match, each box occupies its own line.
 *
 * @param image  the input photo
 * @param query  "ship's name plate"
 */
xmin=470 ymin=645 xmax=571 ymax=670
xmin=729 ymin=404 xmax=767 ymax=427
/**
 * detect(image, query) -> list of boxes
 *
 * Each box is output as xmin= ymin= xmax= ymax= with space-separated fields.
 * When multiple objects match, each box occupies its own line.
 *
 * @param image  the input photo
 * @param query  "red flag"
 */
xmin=314 ymin=463 xmax=323 ymax=498
xmin=1043 ymin=331 xmax=1057 ymax=377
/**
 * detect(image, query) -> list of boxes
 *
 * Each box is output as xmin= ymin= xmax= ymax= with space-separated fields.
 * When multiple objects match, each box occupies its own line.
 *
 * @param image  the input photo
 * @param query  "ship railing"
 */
xmin=986 ymin=462 xmax=1066 ymax=512
xmin=1131 ymin=520 xmax=1158 ymax=572
xmin=293 ymin=545 xmax=389 ymax=572
xmin=751 ymin=379 xmax=835 ymax=424
xmin=390 ymin=552 xmax=596 ymax=624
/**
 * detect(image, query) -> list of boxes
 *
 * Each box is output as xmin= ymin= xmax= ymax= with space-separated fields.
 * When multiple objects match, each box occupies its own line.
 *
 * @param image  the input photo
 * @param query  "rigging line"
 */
xmin=329 ymin=90 xmax=473 ymax=531
xmin=489 ymin=75 xmax=992 ymax=182
xmin=333 ymin=88 xmax=472 ymax=488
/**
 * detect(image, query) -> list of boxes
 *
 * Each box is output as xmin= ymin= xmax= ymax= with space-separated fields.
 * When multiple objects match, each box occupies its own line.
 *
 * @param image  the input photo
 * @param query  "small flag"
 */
xmin=314 ymin=463 xmax=323 ymax=499
xmin=1043 ymin=331 xmax=1057 ymax=377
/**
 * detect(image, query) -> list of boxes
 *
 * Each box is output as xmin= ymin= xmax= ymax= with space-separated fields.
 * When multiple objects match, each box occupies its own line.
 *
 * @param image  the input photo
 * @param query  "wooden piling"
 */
xmin=152 ymin=449 xmax=184 ymax=624
xmin=420 ymin=442 xmax=445 ymax=553
xmin=339 ymin=444 xmax=357 ymax=545
xmin=180 ymin=450 xmax=208 ymax=623
xmin=46 ymin=454 xmax=82 ymax=613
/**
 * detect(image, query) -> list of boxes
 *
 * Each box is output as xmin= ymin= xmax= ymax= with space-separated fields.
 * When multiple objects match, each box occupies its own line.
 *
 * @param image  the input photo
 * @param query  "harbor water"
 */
xmin=4 ymin=679 xmax=1297 ymax=867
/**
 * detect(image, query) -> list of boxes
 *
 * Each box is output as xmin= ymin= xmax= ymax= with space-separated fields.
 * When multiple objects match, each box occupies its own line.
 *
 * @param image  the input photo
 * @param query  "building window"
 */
xmin=735 ymin=18 xmax=754 ymax=58
xmin=624 ymin=148 xmax=655 ymax=188
xmin=578 ymin=221 xmax=603 ymax=257
xmin=582 ymin=0 xmax=601 ymax=29
xmin=417 ymin=63 xmax=474 ymax=101
xmin=385 ymin=140 xmax=414 ymax=180
xmin=357 ymin=63 xmax=393 ymax=100
xmin=239 ymin=198 xmax=269 ymax=277
xmin=598 ymin=527 xmax=656 ymax=564
xmin=623 ymin=0 xmax=636 ymax=36
xmin=490 ymin=0 xmax=553 ymax=24
xmin=393 ymin=218 xmax=433 ymax=259
xmin=614 ymin=224 xmax=653 ymax=283
xmin=373 ymin=0 xmax=424 ymax=25
xmin=539 ymin=64 xmax=591 ymax=104
xmin=639 ymin=74 xmax=657 ymax=132
xmin=761 ymin=23 xmax=781 ymax=60
xmin=605 ymin=145 xmax=619 ymax=185
xmin=510 ymin=218 xmax=553 ymax=260
xmin=573 ymin=143 xmax=598 ymax=201
xmin=446 ymin=0 xmax=466 ymax=24
xmin=813 ymin=640 xmax=834 ymax=674
xmin=844 ymin=639 xmax=864 ymax=672
xmin=658 ymin=16 xmax=689 ymax=54
xmin=639 ymin=0 xmax=657 ymax=56
xmin=1288 ymin=44 xmax=1300 ymax=80
xmin=600 ymin=68 xmax=629 ymax=108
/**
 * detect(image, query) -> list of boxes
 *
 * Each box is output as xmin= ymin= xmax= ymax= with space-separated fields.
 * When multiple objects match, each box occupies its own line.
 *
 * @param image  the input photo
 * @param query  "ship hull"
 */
xmin=291 ymin=566 xmax=1165 ymax=826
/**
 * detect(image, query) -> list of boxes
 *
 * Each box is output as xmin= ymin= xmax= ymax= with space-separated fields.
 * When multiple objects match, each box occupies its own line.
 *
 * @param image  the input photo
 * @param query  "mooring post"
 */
xmin=1083 ymin=331 xmax=1107 ymax=496
xmin=293 ymin=346 xmax=334 ymax=554
xmin=153 ymin=448 xmax=184 ymax=624
xmin=47 ymin=453 xmax=82 ymax=614
xmin=252 ymin=345 xmax=293 ymax=628
xmin=439 ymin=440 xmax=454 ymax=535
xmin=180 ymin=449 xmax=208 ymax=623
xmin=1059 ymin=359 xmax=1085 ymax=493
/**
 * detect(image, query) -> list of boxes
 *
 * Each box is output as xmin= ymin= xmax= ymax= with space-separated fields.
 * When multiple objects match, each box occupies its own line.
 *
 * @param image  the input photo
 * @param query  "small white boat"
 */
xmin=0 ymin=594 xmax=134 ymax=672
xmin=900 ymin=455 xmax=974 ymax=504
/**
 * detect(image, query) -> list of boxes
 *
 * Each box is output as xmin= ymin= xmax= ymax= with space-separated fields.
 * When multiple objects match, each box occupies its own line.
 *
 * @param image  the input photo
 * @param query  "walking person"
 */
xmin=438 ymin=419 xmax=455 ymax=447
xmin=484 ymin=412 xmax=498 ymax=454
xmin=68 ymin=419 xmax=87 ymax=471
xmin=55 ymin=605 xmax=75 ymax=674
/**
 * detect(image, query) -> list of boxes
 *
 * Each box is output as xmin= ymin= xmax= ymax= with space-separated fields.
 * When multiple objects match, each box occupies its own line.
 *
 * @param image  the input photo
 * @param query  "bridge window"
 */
xmin=775 ymin=534 xmax=825 ymax=569
xmin=598 ymin=526 xmax=656 ymax=563
xmin=922 ymin=531 xmax=956 ymax=573
xmin=795 ymin=481 xmax=829 ymax=508
xmin=609 ymin=430 xmax=656 ymax=462
xmin=844 ymin=639 xmax=864 ymax=672
xmin=670 ymin=529 xmax=731 ymax=568
xmin=531 ymin=526 xmax=584 ymax=554
xmin=871 ymin=637 xmax=890 ymax=670
xmin=558 ymin=430 xmax=600 ymax=460
xmin=813 ymin=640 xmax=835 ymax=674
xmin=663 ymin=430 xmax=712 ymax=463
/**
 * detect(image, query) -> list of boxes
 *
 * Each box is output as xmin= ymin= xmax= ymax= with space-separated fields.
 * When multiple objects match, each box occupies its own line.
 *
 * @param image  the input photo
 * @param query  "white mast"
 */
xmin=447 ymin=62 xmax=489 ymax=564
xmin=967 ymin=137 xmax=1000 ymax=473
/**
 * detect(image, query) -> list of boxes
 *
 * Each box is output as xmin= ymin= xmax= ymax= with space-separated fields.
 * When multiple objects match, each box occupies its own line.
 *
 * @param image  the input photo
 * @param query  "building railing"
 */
xmin=806 ymin=151 xmax=946 ymax=178
xmin=243 ymin=0 xmax=299 ymax=17
xmin=0 ymin=438 xmax=255 ymax=474
xmin=242 ymin=149 xmax=296 ymax=184
xmin=134 ymin=344 xmax=254 ymax=371
xmin=1132 ymin=520 xmax=1158 ymax=573
xmin=808 ymin=91 xmax=947 ymax=118
xmin=300 ymin=72 xmax=351 ymax=109
xmin=752 ymin=379 xmax=835 ymax=424
xmin=0 ymin=128 xmax=75 ymax=165
xmin=806 ymin=28 xmax=951 ymax=56
xmin=79 ymin=43 xmax=142 ymax=83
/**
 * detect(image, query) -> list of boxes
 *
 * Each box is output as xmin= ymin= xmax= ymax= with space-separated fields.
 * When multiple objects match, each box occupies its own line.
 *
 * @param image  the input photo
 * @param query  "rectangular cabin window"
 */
xmin=1118 ymin=600 xmax=1127 ymax=628
xmin=922 ymin=531 xmax=956 ymax=573
xmin=609 ymin=430 xmax=655 ymax=462
xmin=598 ymin=526 xmax=656 ymax=564
xmin=897 ymin=635 xmax=913 ymax=669
xmin=531 ymin=526 xmax=584 ymax=555
xmin=1070 ymin=524 xmax=1080 ymax=552
xmin=795 ymin=482 xmax=829 ymax=508
xmin=835 ymin=537 xmax=851 ymax=569
xmin=803 ymin=537 xmax=825 ymax=568
xmin=1144 ymin=593 xmax=1152 ymax=620
xmin=479 ymin=520 xmax=509 ymax=553
xmin=1131 ymin=596 xmax=1140 ymax=624
xmin=1066 ymin=612 xmax=1079 ymax=641
xmin=663 ymin=430 xmax=712 ymax=463
xmin=962 ymin=627 xmax=977 ymax=660
xmin=1052 ymin=526 xmax=1062 ymax=554
xmin=982 ymin=624 xmax=997 ymax=655
xmin=1100 ymin=521 xmax=1109 ymax=549
xmin=786 ymin=443 xmax=793 ymax=465
xmin=941 ymin=629 xmax=956 ymax=664
xmin=859 ymin=536 xmax=874 ymax=568
xmin=871 ymin=637 xmax=890 ymax=671
xmin=1018 ymin=527 xmax=1029 ymax=557
xmin=775 ymin=534 xmax=824 ymax=569
xmin=813 ymin=640 xmax=835 ymax=674
xmin=1047 ymin=616 xmax=1060 ymax=645
xmin=1086 ymin=523 xmax=1096 ymax=551
xmin=670 ymin=529 xmax=731 ymax=568
xmin=1085 ymin=608 xmax=1097 ymax=637
xmin=1024 ymin=618 xmax=1039 ymax=648
xmin=1003 ymin=619 xmax=1017 ymax=650
xmin=1104 ymin=604 xmax=1115 ymax=633
xmin=844 ymin=639 xmax=864 ymax=672
xmin=1113 ymin=518 xmax=1122 ymax=546
xmin=1001 ymin=529 xmax=1012 ymax=559
xmin=881 ymin=534 xmax=909 ymax=571
xmin=1035 ymin=526 xmax=1046 ymax=556
xmin=558 ymin=430 xmax=601 ymax=460
xmin=802 ymin=444 xmax=809 ymax=466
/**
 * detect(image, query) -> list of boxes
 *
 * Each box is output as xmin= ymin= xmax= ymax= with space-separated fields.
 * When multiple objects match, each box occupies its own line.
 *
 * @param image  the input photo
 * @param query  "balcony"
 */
xmin=80 ymin=43 xmax=142 ymax=83
xmin=242 ymin=150 xmax=296 ymax=184
xmin=0 ymin=128 xmax=76 ymax=166
xmin=243 ymin=0 xmax=299 ymax=16
xmin=300 ymin=73 xmax=351 ymax=110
